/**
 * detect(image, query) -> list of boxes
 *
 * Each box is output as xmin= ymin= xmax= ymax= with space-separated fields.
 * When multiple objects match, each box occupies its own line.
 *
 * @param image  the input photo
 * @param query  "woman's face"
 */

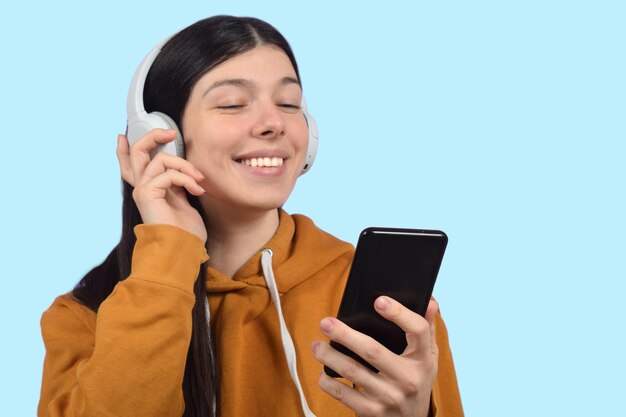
xmin=181 ymin=45 xmax=308 ymax=217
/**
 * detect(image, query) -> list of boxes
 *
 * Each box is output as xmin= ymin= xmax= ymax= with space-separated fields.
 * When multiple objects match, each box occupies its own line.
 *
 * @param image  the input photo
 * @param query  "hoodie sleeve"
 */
xmin=38 ymin=224 xmax=208 ymax=417
xmin=431 ymin=312 xmax=464 ymax=416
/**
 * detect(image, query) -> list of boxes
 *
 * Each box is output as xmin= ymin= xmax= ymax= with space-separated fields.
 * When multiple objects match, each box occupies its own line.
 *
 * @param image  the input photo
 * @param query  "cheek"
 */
xmin=183 ymin=122 xmax=236 ymax=162
xmin=295 ymin=118 xmax=310 ymax=150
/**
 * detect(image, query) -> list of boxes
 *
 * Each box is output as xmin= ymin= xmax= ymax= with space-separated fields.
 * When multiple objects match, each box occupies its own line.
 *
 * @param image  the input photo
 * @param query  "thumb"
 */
xmin=424 ymin=297 xmax=439 ymax=329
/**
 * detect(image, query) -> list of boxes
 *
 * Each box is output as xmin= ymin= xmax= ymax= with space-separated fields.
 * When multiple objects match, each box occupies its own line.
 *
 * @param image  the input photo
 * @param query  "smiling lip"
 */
xmin=234 ymin=150 xmax=289 ymax=167
xmin=238 ymin=156 xmax=284 ymax=167
xmin=233 ymin=150 xmax=290 ymax=176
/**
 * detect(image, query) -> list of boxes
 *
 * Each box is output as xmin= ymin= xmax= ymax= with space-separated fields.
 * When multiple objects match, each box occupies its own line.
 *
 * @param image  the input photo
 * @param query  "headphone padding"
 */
xmin=300 ymin=100 xmax=319 ymax=176
xmin=127 ymin=111 xmax=185 ymax=158
xmin=152 ymin=112 xmax=185 ymax=158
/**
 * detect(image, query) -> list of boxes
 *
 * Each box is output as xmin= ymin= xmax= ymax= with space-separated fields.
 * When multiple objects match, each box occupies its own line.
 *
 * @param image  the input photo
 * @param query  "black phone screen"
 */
xmin=325 ymin=227 xmax=447 ymax=377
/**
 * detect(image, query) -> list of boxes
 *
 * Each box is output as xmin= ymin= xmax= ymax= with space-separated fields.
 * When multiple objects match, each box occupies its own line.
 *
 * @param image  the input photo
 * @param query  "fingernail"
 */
xmin=195 ymin=169 xmax=205 ymax=179
xmin=312 ymin=341 xmax=321 ymax=353
xmin=375 ymin=296 xmax=390 ymax=311
xmin=320 ymin=318 xmax=335 ymax=334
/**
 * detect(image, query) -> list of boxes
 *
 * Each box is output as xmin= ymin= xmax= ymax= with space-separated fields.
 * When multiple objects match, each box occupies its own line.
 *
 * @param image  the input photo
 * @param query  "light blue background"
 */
xmin=2 ymin=1 xmax=624 ymax=415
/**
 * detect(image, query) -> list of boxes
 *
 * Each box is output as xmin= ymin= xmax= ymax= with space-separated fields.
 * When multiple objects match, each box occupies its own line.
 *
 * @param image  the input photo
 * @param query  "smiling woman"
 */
xmin=37 ymin=15 xmax=463 ymax=417
xmin=181 ymin=46 xmax=309 ymax=219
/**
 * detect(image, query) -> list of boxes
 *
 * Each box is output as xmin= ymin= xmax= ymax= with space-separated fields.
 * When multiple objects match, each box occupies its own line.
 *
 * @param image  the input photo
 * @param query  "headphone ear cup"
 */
xmin=300 ymin=109 xmax=319 ymax=175
xmin=152 ymin=112 xmax=186 ymax=158
xmin=126 ymin=112 xmax=185 ymax=159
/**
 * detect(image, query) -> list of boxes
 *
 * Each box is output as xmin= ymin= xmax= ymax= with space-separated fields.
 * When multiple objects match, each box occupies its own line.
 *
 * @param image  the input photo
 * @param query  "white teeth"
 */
xmin=239 ymin=157 xmax=284 ymax=167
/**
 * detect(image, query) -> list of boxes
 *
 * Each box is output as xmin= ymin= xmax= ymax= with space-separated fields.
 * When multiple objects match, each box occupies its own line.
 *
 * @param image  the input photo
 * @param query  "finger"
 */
xmin=424 ymin=297 xmax=439 ymax=328
xmin=134 ymin=170 xmax=205 ymax=203
xmin=424 ymin=297 xmax=439 ymax=351
xmin=318 ymin=372 xmax=380 ymax=417
xmin=130 ymin=128 xmax=178 ymax=152
xmin=129 ymin=129 xmax=177 ymax=185
xmin=374 ymin=296 xmax=437 ymax=361
xmin=150 ymin=170 xmax=205 ymax=196
xmin=139 ymin=152 xmax=204 ymax=187
xmin=318 ymin=317 xmax=398 ymax=377
xmin=116 ymin=134 xmax=134 ymax=185
xmin=311 ymin=341 xmax=383 ymax=393
xmin=374 ymin=296 xmax=432 ymax=352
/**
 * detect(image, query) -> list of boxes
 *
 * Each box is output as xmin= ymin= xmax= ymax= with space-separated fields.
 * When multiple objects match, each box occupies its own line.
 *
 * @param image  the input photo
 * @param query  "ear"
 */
xmin=116 ymin=134 xmax=135 ymax=186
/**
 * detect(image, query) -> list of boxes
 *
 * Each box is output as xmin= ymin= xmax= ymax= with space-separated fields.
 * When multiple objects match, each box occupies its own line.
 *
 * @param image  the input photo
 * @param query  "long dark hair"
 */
xmin=73 ymin=15 xmax=301 ymax=417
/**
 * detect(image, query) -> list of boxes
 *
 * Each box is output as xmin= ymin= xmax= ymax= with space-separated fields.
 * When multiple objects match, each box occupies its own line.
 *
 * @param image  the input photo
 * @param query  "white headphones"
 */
xmin=126 ymin=36 xmax=319 ymax=175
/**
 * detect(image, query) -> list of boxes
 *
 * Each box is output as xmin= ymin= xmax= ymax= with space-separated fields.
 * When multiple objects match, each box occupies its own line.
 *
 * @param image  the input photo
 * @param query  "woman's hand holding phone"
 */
xmin=312 ymin=296 xmax=439 ymax=417
xmin=116 ymin=128 xmax=208 ymax=242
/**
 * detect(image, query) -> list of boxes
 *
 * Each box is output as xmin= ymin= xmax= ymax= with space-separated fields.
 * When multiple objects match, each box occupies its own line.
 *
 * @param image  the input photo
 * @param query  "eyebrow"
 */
xmin=202 ymin=76 xmax=301 ymax=97
xmin=280 ymin=76 xmax=301 ymax=87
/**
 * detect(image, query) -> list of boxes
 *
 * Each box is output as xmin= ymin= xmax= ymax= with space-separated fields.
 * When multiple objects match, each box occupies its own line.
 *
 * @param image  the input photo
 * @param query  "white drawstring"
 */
xmin=261 ymin=249 xmax=317 ymax=417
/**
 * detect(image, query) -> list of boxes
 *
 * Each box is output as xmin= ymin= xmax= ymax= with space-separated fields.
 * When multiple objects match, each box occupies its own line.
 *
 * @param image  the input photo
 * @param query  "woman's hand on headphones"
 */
xmin=116 ymin=128 xmax=208 ymax=243
xmin=312 ymin=297 xmax=439 ymax=417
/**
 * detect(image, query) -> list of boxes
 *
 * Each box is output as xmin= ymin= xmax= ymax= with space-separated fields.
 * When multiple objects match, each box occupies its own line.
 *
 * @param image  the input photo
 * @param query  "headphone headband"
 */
xmin=126 ymin=36 xmax=172 ymax=119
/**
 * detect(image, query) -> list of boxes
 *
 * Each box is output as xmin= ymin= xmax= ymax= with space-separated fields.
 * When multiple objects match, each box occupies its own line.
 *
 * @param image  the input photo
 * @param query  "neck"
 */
xmin=202 ymin=205 xmax=280 ymax=277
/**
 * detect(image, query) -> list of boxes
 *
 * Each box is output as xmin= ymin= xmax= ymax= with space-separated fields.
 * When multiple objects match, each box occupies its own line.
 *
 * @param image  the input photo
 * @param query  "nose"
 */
xmin=251 ymin=101 xmax=286 ymax=140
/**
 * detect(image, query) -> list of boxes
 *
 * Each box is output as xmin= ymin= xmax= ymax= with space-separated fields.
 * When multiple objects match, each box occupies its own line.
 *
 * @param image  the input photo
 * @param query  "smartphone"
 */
xmin=324 ymin=227 xmax=448 ymax=377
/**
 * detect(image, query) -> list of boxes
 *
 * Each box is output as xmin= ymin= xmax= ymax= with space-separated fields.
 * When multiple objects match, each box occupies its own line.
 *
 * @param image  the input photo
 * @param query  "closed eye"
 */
xmin=217 ymin=105 xmax=245 ymax=110
xmin=279 ymin=104 xmax=301 ymax=113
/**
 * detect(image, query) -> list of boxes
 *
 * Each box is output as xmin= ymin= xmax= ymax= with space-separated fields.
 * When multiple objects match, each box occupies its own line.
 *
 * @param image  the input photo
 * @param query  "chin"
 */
xmin=245 ymin=195 xmax=291 ymax=212
xmin=240 ymin=181 xmax=296 ymax=210
xmin=211 ymin=188 xmax=293 ymax=215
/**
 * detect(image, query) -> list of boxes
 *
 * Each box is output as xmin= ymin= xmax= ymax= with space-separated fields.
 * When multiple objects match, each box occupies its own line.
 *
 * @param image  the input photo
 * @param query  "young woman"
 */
xmin=38 ymin=15 xmax=463 ymax=417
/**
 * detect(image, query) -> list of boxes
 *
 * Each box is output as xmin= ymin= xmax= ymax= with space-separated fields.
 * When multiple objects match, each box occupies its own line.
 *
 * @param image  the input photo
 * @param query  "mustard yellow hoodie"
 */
xmin=39 ymin=211 xmax=463 ymax=416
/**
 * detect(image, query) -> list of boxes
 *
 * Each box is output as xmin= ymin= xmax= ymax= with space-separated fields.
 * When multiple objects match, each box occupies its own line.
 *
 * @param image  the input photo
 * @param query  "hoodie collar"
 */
xmin=204 ymin=209 xmax=352 ymax=294
xmin=204 ymin=210 xmax=295 ymax=294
